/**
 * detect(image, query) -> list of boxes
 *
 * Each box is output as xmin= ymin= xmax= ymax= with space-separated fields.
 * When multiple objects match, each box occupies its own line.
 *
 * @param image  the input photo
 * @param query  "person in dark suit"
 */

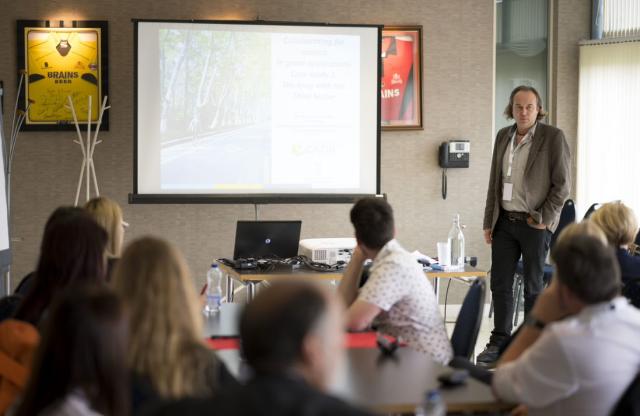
xmin=591 ymin=201 xmax=640 ymax=308
xmin=147 ymin=281 xmax=373 ymax=416
xmin=479 ymin=85 xmax=571 ymax=366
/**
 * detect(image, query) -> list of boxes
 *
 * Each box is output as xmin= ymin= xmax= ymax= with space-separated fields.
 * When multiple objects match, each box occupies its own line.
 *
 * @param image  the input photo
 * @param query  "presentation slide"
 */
xmin=136 ymin=21 xmax=379 ymax=197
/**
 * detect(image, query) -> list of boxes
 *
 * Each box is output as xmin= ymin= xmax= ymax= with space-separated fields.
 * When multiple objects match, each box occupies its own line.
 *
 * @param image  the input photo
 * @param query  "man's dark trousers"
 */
xmin=489 ymin=213 xmax=551 ymax=346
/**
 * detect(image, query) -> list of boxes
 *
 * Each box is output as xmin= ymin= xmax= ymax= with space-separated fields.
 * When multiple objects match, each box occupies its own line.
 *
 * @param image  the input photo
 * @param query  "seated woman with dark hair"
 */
xmin=14 ymin=287 xmax=129 ymax=416
xmin=112 ymin=237 xmax=235 ymax=413
xmin=591 ymin=201 xmax=640 ymax=308
xmin=13 ymin=207 xmax=108 ymax=325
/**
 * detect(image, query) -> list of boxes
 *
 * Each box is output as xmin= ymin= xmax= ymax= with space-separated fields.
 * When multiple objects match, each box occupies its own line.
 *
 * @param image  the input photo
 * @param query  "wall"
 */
xmin=0 ymin=0 xmax=587 ymax=303
xmin=551 ymin=0 xmax=591 ymax=207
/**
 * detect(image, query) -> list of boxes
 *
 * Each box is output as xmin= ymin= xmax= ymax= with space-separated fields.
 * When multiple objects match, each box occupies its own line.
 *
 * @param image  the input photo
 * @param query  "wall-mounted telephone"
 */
xmin=439 ymin=140 xmax=470 ymax=168
xmin=438 ymin=140 xmax=470 ymax=199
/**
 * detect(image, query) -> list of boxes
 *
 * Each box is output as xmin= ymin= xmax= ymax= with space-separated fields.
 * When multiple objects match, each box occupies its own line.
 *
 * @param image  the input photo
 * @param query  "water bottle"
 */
xmin=415 ymin=389 xmax=446 ymax=416
xmin=448 ymin=213 xmax=465 ymax=268
xmin=204 ymin=264 xmax=223 ymax=316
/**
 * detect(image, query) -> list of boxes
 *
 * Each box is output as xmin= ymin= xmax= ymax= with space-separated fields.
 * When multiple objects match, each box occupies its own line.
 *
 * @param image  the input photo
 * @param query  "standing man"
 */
xmin=478 ymin=86 xmax=571 ymax=366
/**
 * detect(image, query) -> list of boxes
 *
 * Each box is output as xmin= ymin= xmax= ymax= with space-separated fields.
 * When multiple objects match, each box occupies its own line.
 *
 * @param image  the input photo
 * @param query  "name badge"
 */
xmin=503 ymin=182 xmax=513 ymax=201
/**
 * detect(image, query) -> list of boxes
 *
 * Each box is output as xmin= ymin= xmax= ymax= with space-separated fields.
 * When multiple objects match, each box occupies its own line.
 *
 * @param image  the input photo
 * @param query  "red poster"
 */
xmin=381 ymin=27 xmax=422 ymax=130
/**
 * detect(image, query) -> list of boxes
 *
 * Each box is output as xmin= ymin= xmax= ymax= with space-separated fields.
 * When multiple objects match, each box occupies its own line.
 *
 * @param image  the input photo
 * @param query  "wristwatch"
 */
xmin=524 ymin=315 xmax=546 ymax=330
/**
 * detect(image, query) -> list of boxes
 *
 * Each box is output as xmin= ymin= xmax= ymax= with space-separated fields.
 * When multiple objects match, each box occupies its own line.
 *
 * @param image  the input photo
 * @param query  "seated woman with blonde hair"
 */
xmin=84 ymin=196 xmax=127 ymax=279
xmin=112 ymin=237 xmax=235 ymax=413
xmin=591 ymin=201 xmax=640 ymax=308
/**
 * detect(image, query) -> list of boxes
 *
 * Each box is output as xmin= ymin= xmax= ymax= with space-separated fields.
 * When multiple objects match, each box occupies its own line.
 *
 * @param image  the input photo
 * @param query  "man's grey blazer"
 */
xmin=483 ymin=122 xmax=571 ymax=233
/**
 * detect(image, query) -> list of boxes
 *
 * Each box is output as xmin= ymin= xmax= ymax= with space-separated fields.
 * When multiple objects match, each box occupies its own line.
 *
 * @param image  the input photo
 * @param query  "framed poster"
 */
xmin=17 ymin=20 xmax=109 ymax=131
xmin=381 ymin=26 xmax=422 ymax=130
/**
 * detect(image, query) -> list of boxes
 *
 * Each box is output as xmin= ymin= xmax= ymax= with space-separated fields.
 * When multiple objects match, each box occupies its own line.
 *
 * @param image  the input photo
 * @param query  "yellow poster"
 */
xmin=24 ymin=27 xmax=101 ymax=125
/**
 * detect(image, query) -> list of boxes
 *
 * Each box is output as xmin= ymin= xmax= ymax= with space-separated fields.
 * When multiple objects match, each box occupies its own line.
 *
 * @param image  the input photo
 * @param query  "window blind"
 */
xmin=577 ymin=41 xmax=640 ymax=217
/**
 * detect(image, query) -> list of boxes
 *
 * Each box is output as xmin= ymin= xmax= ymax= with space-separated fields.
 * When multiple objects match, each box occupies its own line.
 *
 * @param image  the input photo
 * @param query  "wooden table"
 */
xmin=218 ymin=262 xmax=488 ymax=303
xmin=215 ymin=347 xmax=512 ymax=414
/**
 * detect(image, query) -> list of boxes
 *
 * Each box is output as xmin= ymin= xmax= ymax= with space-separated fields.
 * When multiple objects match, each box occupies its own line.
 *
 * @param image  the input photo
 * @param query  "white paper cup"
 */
xmin=437 ymin=242 xmax=451 ymax=266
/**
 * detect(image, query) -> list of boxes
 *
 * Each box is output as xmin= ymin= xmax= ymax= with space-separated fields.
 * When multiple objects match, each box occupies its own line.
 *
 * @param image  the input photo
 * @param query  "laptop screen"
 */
xmin=233 ymin=221 xmax=302 ymax=260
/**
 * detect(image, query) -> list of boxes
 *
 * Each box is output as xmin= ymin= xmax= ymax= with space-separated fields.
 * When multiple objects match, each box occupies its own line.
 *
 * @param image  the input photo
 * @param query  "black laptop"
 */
xmin=233 ymin=221 xmax=302 ymax=260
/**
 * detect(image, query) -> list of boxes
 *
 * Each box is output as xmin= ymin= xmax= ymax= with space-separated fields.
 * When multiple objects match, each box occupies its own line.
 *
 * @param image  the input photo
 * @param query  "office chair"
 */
xmin=582 ymin=202 xmax=601 ymax=220
xmin=450 ymin=279 xmax=486 ymax=360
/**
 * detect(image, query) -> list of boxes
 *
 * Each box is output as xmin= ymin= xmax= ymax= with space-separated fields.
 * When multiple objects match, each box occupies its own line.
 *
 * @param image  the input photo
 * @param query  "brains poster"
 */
xmin=17 ymin=20 xmax=108 ymax=130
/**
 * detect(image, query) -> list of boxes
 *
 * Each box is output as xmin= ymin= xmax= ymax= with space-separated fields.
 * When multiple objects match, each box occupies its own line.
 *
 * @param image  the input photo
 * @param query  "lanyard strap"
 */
xmin=506 ymin=132 xmax=517 ymax=178
xmin=506 ymin=127 xmax=533 ymax=178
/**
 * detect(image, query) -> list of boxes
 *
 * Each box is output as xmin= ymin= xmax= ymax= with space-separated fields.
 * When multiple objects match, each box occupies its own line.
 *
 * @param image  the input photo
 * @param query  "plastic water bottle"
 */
xmin=415 ymin=389 xmax=446 ymax=416
xmin=204 ymin=264 xmax=223 ymax=315
xmin=448 ymin=213 xmax=465 ymax=268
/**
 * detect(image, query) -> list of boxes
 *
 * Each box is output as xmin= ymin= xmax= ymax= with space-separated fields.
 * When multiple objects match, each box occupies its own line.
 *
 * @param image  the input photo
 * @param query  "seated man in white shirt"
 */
xmin=493 ymin=229 xmax=640 ymax=416
xmin=338 ymin=197 xmax=453 ymax=364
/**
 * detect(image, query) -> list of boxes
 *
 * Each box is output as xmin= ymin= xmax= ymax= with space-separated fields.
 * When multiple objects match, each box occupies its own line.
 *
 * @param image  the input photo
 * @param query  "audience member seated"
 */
xmin=492 ymin=231 xmax=640 ymax=416
xmin=13 ymin=207 xmax=108 ymax=326
xmin=84 ymin=196 xmax=127 ymax=280
xmin=112 ymin=237 xmax=235 ymax=413
xmin=338 ymin=197 xmax=452 ymax=364
xmin=14 ymin=287 xmax=129 ymax=416
xmin=591 ymin=201 xmax=640 ymax=308
xmin=0 ymin=314 xmax=40 ymax=414
xmin=147 ymin=281 xmax=373 ymax=416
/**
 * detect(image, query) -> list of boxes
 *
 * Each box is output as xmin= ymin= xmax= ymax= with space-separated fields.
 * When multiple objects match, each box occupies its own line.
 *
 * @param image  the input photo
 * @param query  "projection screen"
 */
xmin=132 ymin=20 xmax=381 ymax=203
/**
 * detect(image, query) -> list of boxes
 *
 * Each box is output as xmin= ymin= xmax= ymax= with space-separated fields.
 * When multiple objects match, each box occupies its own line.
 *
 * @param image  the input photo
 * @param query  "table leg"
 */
xmin=434 ymin=277 xmax=440 ymax=303
xmin=226 ymin=274 xmax=235 ymax=303
xmin=246 ymin=282 xmax=256 ymax=303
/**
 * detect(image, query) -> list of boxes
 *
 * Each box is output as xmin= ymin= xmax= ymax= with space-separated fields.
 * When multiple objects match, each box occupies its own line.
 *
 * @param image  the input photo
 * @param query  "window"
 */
xmin=603 ymin=0 xmax=640 ymax=38
xmin=495 ymin=0 xmax=549 ymax=134
xmin=577 ymin=41 xmax=640 ymax=216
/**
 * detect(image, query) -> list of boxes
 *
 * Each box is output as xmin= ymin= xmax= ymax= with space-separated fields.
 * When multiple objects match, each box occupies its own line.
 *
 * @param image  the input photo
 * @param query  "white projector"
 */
xmin=299 ymin=238 xmax=357 ymax=265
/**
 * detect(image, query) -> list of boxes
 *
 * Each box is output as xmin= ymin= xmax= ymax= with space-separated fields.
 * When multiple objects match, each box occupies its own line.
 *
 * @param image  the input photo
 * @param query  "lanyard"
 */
xmin=506 ymin=126 xmax=534 ymax=178
xmin=506 ymin=133 xmax=517 ymax=178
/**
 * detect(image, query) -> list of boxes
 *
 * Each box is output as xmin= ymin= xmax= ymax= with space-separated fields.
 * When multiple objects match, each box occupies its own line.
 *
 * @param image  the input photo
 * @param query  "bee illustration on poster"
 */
xmin=381 ymin=26 xmax=422 ymax=130
xmin=16 ymin=20 xmax=109 ymax=131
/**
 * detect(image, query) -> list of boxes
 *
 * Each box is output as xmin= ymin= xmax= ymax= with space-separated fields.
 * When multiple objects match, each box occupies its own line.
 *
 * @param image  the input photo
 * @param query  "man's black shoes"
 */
xmin=476 ymin=345 xmax=500 ymax=368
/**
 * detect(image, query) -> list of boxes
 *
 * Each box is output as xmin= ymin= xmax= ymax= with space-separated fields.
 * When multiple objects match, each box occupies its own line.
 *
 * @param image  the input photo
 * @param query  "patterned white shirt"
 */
xmin=358 ymin=239 xmax=453 ymax=364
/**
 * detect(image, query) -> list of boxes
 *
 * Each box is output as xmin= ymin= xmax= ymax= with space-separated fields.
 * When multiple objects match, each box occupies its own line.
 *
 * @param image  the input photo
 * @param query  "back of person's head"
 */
xmin=84 ymin=197 xmax=125 ymax=258
xmin=14 ymin=207 xmax=108 ymax=325
xmin=0 ymin=295 xmax=22 ymax=322
xmin=15 ymin=287 xmax=129 ymax=416
xmin=240 ymin=281 xmax=345 ymax=389
xmin=590 ymin=201 xmax=639 ymax=247
xmin=551 ymin=230 xmax=621 ymax=304
xmin=112 ymin=236 xmax=207 ymax=398
xmin=350 ymin=197 xmax=394 ymax=250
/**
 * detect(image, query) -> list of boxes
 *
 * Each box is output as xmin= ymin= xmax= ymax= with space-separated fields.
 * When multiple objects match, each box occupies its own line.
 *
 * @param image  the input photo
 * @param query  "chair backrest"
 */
xmin=582 ymin=202 xmax=601 ymax=220
xmin=611 ymin=371 xmax=640 ymax=416
xmin=450 ymin=279 xmax=486 ymax=359
xmin=550 ymin=199 xmax=576 ymax=249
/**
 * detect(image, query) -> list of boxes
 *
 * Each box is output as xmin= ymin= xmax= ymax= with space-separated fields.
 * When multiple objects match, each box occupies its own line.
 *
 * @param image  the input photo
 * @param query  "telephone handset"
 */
xmin=438 ymin=140 xmax=470 ymax=199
